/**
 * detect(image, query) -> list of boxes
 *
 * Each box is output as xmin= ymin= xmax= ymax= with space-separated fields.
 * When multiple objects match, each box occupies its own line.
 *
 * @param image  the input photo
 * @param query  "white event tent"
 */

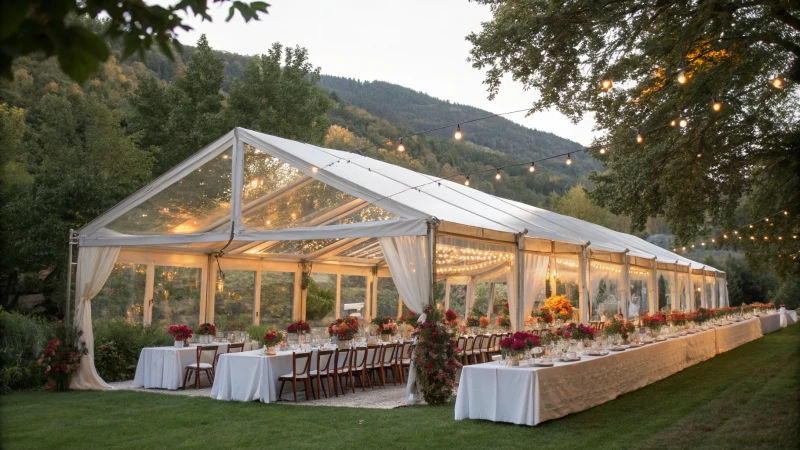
xmin=69 ymin=127 xmax=727 ymax=388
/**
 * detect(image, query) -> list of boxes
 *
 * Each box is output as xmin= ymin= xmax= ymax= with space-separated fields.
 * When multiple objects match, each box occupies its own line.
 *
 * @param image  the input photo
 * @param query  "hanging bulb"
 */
xmin=566 ymin=154 xmax=572 ymax=165
xmin=679 ymin=117 xmax=688 ymax=128
xmin=216 ymin=273 xmax=225 ymax=293
xmin=670 ymin=119 xmax=677 ymax=127
xmin=636 ymin=131 xmax=643 ymax=144
xmin=454 ymin=124 xmax=463 ymax=140
xmin=464 ymin=175 xmax=470 ymax=186
xmin=529 ymin=162 xmax=535 ymax=172
xmin=599 ymin=146 xmax=607 ymax=155
xmin=784 ymin=211 xmax=789 ymax=215
xmin=677 ymin=70 xmax=687 ymax=84
xmin=601 ymin=79 xmax=612 ymax=90
xmin=311 ymin=166 xmax=319 ymax=173
xmin=712 ymin=98 xmax=722 ymax=112
xmin=495 ymin=169 xmax=502 ymax=180
xmin=771 ymin=77 xmax=784 ymax=89
xmin=397 ymin=138 xmax=405 ymax=152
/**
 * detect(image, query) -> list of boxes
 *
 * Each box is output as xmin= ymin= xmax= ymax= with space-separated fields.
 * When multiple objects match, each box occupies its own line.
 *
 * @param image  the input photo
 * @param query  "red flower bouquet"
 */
xmin=496 ymin=315 xmax=511 ymax=329
xmin=444 ymin=309 xmax=459 ymax=326
xmin=197 ymin=322 xmax=216 ymax=335
xmin=327 ymin=316 xmax=360 ymax=340
xmin=603 ymin=314 xmax=636 ymax=340
xmin=263 ymin=330 xmax=284 ymax=347
xmin=412 ymin=306 xmax=462 ymax=404
xmin=563 ymin=322 xmax=597 ymax=341
xmin=372 ymin=316 xmax=399 ymax=335
xmin=499 ymin=332 xmax=539 ymax=358
xmin=167 ymin=324 xmax=193 ymax=341
xmin=669 ymin=311 xmax=689 ymax=326
xmin=37 ymin=333 xmax=87 ymax=392
xmin=640 ymin=313 xmax=666 ymax=333
xmin=398 ymin=311 xmax=419 ymax=325
xmin=287 ymin=320 xmax=311 ymax=334
xmin=479 ymin=316 xmax=490 ymax=328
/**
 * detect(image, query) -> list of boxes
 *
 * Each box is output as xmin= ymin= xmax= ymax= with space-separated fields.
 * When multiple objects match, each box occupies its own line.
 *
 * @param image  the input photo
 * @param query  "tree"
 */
xmin=226 ymin=43 xmax=332 ymax=145
xmin=468 ymin=0 xmax=800 ymax=275
xmin=1 ymin=0 xmax=269 ymax=82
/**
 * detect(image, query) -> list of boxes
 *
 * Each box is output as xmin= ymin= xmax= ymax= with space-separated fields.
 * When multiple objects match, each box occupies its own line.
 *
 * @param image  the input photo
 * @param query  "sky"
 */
xmin=164 ymin=0 xmax=598 ymax=145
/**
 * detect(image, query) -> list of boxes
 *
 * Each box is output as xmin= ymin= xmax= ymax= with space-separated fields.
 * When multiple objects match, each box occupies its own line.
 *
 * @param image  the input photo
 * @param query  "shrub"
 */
xmin=93 ymin=319 xmax=172 ymax=382
xmin=0 ymin=308 xmax=52 ymax=392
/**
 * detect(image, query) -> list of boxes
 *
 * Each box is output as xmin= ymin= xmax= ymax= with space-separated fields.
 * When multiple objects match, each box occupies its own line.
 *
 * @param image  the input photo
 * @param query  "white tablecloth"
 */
xmin=714 ymin=318 xmax=763 ymax=354
xmin=132 ymin=342 xmax=257 ymax=390
xmin=780 ymin=309 xmax=797 ymax=328
xmin=758 ymin=313 xmax=782 ymax=334
xmin=456 ymin=320 xmax=763 ymax=426
xmin=210 ymin=349 xmax=322 ymax=402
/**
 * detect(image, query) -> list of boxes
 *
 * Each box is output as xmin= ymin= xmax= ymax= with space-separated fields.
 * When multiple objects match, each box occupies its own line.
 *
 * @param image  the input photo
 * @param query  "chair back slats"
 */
xmin=334 ymin=348 xmax=351 ymax=370
xmin=381 ymin=343 xmax=397 ymax=365
xmin=197 ymin=345 xmax=219 ymax=366
xmin=351 ymin=346 xmax=368 ymax=369
xmin=465 ymin=336 xmax=475 ymax=352
xmin=456 ymin=336 xmax=466 ymax=351
xmin=226 ymin=343 xmax=245 ymax=353
xmin=292 ymin=351 xmax=312 ymax=376
xmin=473 ymin=335 xmax=484 ymax=350
xmin=366 ymin=344 xmax=381 ymax=366
xmin=317 ymin=349 xmax=334 ymax=373
xmin=480 ymin=335 xmax=491 ymax=350
xmin=402 ymin=342 xmax=414 ymax=359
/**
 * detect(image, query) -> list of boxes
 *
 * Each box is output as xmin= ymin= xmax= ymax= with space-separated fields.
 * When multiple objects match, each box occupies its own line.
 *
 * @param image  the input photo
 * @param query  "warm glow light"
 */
xmin=636 ymin=132 xmax=643 ymax=144
xmin=566 ymin=154 xmax=572 ymax=165
xmin=454 ymin=124 xmax=463 ymax=140
xmin=697 ymin=153 xmax=702 ymax=158
xmin=398 ymin=138 xmax=405 ymax=152
xmin=771 ymin=77 xmax=784 ymax=89
xmin=712 ymin=99 xmax=722 ymax=112
xmin=679 ymin=117 xmax=688 ymax=128
xmin=495 ymin=169 xmax=502 ymax=180
xmin=599 ymin=146 xmax=607 ymax=155
xmin=216 ymin=275 xmax=225 ymax=293
xmin=723 ymin=234 xmax=728 ymax=238
xmin=749 ymin=224 xmax=754 ymax=228
xmin=312 ymin=166 xmax=318 ymax=173
xmin=677 ymin=70 xmax=687 ymax=84
xmin=670 ymin=119 xmax=677 ymax=127
xmin=464 ymin=176 xmax=470 ymax=186
xmin=601 ymin=79 xmax=612 ymax=90
xmin=529 ymin=162 xmax=535 ymax=172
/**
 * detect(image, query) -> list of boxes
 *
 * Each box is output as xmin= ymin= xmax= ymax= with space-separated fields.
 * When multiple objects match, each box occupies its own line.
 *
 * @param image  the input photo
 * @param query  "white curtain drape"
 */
xmin=589 ymin=264 xmax=623 ymax=321
xmin=506 ymin=259 xmax=519 ymax=331
xmin=522 ymin=253 xmax=549 ymax=319
xmin=465 ymin=277 xmax=476 ymax=311
xmin=379 ymin=236 xmax=430 ymax=314
xmin=71 ymin=246 xmax=120 ymax=390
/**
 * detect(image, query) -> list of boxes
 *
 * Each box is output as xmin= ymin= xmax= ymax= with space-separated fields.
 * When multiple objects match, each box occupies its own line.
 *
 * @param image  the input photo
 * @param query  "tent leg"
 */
xmin=65 ymin=229 xmax=75 ymax=329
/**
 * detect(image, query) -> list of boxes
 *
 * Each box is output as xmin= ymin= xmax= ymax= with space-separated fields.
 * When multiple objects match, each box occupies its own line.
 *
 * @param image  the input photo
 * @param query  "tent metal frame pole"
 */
xmin=65 ymin=229 xmax=76 ymax=330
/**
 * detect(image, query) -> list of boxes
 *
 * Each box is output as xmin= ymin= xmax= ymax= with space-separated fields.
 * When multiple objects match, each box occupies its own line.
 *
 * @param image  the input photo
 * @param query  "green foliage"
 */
xmin=413 ymin=306 xmax=461 ymax=404
xmin=92 ymin=319 xmax=172 ymax=382
xmin=468 ymin=0 xmax=800 ymax=276
xmin=0 ymin=308 xmax=51 ymax=392
xmin=550 ymin=185 xmax=630 ymax=232
xmin=0 ymin=0 xmax=270 ymax=82
xmin=304 ymin=278 xmax=335 ymax=322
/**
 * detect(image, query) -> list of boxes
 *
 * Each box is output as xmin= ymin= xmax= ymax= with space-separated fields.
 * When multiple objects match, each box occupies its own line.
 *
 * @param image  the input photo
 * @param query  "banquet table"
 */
xmin=132 ymin=342 xmax=258 ymax=390
xmin=714 ymin=318 xmax=763 ymax=354
xmin=757 ymin=313 xmax=782 ymax=335
xmin=455 ymin=321 xmax=759 ymax=426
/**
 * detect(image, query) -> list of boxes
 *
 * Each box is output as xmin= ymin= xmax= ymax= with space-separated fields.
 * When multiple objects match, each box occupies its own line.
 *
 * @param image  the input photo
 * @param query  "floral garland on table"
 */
xmin=603 ymin=314 xmax=636 ymax=340
xmin=287 ymin=320 xmax=311 ymax=334
xmin=413 ymin=306 xmax=462 ymax=404
xmin=444 ymin=309 xmax=459 ymax=327
xmin=197 ymin=322 xmax=217 ymax=335
xmin=669 ymin=311 xmax=689 ymax=326
xmin=327 ymin=316 xmax=360 ymax=340
xmin=372 ymin=316 xmax=399 ymax=335
xmin=167 ymin=324 xmax=193 ymax=341
xmin=542 ymin=295 xmax=574 ymax=321
xmin=37 ymin=329 xmax=87 ymax=391
xmin=640 ymin=313 xmax=666 ymax=333
xmin=263 ymin=330 xmax=284 ymax=347
xmin=562 ymin=322 xmax=597 ymax=341
xmin=499 ymin=332 xmax=539 ymax=357
xmin=692 ymin=307 xmax=715 ymax=324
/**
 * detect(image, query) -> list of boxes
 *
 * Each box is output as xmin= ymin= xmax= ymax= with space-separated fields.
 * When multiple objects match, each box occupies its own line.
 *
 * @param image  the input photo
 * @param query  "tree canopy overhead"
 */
xmin=468 ymin=0 xmax=800 ymax=275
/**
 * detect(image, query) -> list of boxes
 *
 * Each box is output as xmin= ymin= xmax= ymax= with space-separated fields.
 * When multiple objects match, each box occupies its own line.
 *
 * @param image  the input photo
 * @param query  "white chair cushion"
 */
xmin=188 ymin=362 xmax=213 ymax=369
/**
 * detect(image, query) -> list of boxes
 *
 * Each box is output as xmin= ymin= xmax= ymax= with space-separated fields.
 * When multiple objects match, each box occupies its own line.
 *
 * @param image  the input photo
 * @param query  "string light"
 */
xmin=601 ymin=79 xmax=612 ymax=90
xmin=397 ymin=138 xmax=405 ymax=152
xmin=311 ymin=166 xmax=318 ymax=173
xmin=678 ymin=117 xmax=688 ymax=128
xmin=599 ymin=146 xmax=607 ymax=155
xmin=670 ymin=119 xmax=677 ymax=127
xmin=677 ymin=70 xmax=687 ymax=84
xmin=495 ymin=169 xmax=502 ymax=180
xmin=712 ymin=98 xmax=722 ymax=112
xmin=464 ymin=175 xmax=470 ymax=186
xmin=636 ymin=131 xmax=643 ymax=144
xmin=771 ymin=77 xmax=784 ymax=89
xmin=529 ymin=162 xmax=535 ymax=172
xmin=454 ymin=124 xmax=463 ymax=140
xmin=566 ymin=154 xmax=572 ymax=165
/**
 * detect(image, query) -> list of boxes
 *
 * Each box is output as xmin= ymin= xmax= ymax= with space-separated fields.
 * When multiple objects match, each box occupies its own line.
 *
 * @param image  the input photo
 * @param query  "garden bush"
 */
xmin=93 ymin=319 xmax=172 ymax=382
xmin=0 ymin=308 xmax=52 ymax=392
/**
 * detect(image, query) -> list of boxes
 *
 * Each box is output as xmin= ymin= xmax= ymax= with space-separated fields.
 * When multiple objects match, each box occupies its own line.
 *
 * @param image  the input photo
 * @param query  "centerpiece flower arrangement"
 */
xmin=499 ymin=332 xmax=539 ymax=366
xmin=287 ymin=320 xmax=311 ymax=334
xmin=444 ymin=309 xmax=459 ymax=327
xmin=328 ymin=316 xmax=360 ymax=348
xmin=399 ymin=311 xmax=419 ymax=325
xmin=562 ymin=322 xmax=597 ymax=342
xmin=413 ymin=305 xmax=462 ymax=404
xmin=167 ymin=324 xmax=193 ymax=347
xmin=496 ymin=300 xmax=511 ymax=330
xmin=262 ymin=330 xmax=284 ymax=354
xmin=640 ymin=313 xmax=666 ymax=334
xmin=542 ymin=295 xmax=574 ymax=321
xmin=372 ymin=316 xmax=399 ymax=341
xmin=37 ymin=329 xmax=87 ymax=392
xmin=196 ymin=322 xmax=216 ymax=343
xmin=691 ymin=308 xmax=714 ymax=326
xmin=669 ymin=311 xmax=689 ymax=326
xmin=479 ymin=316 xmax=490 ymax=329
xmin=603 ymin=314 xmax=636 ymax=342
xmin=531 ymin=309 xmax=555 ymax=325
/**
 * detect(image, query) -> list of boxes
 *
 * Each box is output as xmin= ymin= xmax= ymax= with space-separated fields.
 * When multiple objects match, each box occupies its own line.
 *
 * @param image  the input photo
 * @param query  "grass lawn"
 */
xmin=2 ymin=325 xmax=798 ymax=450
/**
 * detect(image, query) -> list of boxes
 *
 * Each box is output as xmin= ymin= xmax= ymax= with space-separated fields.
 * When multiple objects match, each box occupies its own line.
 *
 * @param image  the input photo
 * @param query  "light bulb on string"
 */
xmin=495 ymin=169 xmax=502 ymax=180
xmin=601 ymin=79 xmax=612 ymax=90
xmin=712 ymin=98 xmax=722 ymax=112
xmin=454 ymin=124 xmax=463 ymax=140
xmin=397 ymin=138 xmax=405 ymax=152
xmin=529 ymin=162 xmax=535 ymax=172
xmin=678 ymin=117 xmax=688 ymax=128
xmin=636 ymin=131 xmax=643 ymax=144
xmin=771 ymin=77 xmax=784 ymax=89
xmin=670 ymin=119 xmax=677 ymax=127
xmin=464 ymin=175 xmax=470 ymax=186
xmin=677 ymin=70 xmax=687 ymax=84
xmin=566 ymin=154 xmax=572 ymax=165
xmin=311 ymin=166 xmax=319 ymax=173
xmin=599 ymin=146 xmax=607 ymax=155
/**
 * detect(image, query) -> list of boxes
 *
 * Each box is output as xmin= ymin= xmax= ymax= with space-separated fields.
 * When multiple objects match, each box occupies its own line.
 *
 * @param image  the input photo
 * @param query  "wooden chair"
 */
xmin=348 ymin=346 xmax=371 ymax=392
xmin=478 ymin=334 xmax=492 ymax=363
xmin=364 ymin=344 xmax=382 ymax=388
xmin=396 ymin=342 xmax=413 ymax=383
xmin=485 ymin=334 xmax=499 ymax=359
xmin=470 ymin=335 xmax=484 ymax=365
xmin=330 ymin=348 xmax=351 ymax=397
xmin=309 ymin=349 xmax=334 ymax=399
xmin=455 ymin=336 xmax=466 ymax=365
xmin=216 ymin=342 xmax=245 ymax=365
xmin=182 ymin=345 xmax=219 ymax=390
xmin=277 ymin=351 xmax=312 ymax=402
xmin=463 ymin=336 xmax=475 ymax=366
xmin=590 ymin=321 xmax=605 ymax=331
xmin=377 ymin=343 xmax=398 ymax=387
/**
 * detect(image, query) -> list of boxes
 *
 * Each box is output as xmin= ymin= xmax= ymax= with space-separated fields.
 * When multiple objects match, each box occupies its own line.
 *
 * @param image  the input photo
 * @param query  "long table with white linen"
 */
xmin=210 ymin=349 xmax=319 ymax=402
xmin=455 ymin=318 xmax=766 ymax=426
xmin=132 ymin=342 xmax=258 ymax=390
xmin=758 ymin=313 xmax=782 ymax=335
